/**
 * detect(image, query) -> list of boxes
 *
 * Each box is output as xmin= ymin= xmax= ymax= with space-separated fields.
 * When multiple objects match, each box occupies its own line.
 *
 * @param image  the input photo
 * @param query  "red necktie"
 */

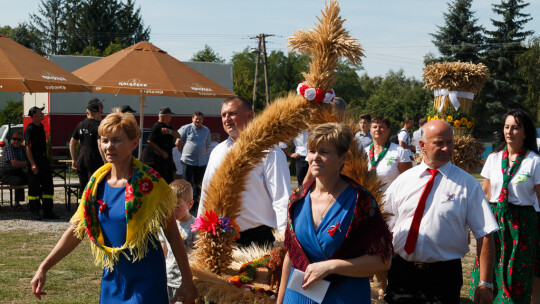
xmin=404 ymin=168 xmax=439 ymax=255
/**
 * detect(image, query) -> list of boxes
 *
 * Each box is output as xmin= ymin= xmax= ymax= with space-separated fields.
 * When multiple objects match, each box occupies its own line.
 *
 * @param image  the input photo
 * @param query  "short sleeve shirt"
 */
xmin=24 ymin=123 xmax=47 ymax=158
xmin=0 ymin=143 xmax=26 ymax=172
xmin=355 ymin=131 xmax=373 ymax=149
xmin=385 ymin=161 xmax=499 ymax=262
xmin=178 ymin=123 xmax=211 ymax=166
xmin=72 ymin=118 xmax=101 ymax=150
xmin=397 ymin=128 xmax=410 ymax=145
xmin=481 ymin=151 xmax=540 ymax=208
xmin=148 ymin=121 xmax=175 ymax=158
xmin=365 ymin=142 xmax=410 ymax=191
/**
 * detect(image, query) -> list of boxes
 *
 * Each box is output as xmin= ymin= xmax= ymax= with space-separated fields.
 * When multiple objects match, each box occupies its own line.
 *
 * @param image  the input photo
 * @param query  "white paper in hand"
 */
xmin=286 ymin=268 xmax=330 ymax=303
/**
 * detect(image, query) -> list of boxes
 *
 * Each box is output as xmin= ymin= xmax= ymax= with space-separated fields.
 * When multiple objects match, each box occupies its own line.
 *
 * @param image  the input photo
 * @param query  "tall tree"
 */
xmin=0 ymin=24 xmax=43 ymax=54
xmin=29 ymin=0 xmax=63 ymax=55
xmin=430 ymin=0 xmax=485 ymax=63
xmin=516 ymin=36 xmax=540 ymax=124
xmin=191 ymin=45 xmax=225 ymax=63
xmin=477 ymin=0 xmax=533 ymax=136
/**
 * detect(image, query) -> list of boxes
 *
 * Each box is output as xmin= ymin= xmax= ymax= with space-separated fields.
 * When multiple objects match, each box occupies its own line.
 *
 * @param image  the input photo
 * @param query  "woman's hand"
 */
xmin=302 ymin=260 xmax=334 ymax=289
xmin=30 ymin=268 xmax=48 ymax=300
xmin=171 ymin=280 xmax=198 ymax=304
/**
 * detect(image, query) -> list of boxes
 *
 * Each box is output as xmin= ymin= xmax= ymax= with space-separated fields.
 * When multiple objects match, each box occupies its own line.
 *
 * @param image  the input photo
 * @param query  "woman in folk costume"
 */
xmin=277 ymin=123 xmax=393 ymax=304
xmin=30 ymin=109 xmax=198 ymax=303
xmin=469 ymin=109 xmax=540 ymax=303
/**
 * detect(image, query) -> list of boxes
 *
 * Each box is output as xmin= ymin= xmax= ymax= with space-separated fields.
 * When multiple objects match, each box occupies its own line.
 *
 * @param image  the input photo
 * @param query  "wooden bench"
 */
xmin=0 ymin=182 xmax=80 ymax=211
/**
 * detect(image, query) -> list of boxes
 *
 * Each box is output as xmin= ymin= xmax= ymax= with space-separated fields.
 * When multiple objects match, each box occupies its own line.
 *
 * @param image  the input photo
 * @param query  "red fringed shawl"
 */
xmin=284 ymin=175 xmax=393 ymax=271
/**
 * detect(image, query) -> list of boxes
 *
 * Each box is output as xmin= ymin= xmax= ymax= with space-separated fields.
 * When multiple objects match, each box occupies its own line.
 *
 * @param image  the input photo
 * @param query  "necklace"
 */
xmin=316 ymin=181 xmax=340 ymax=220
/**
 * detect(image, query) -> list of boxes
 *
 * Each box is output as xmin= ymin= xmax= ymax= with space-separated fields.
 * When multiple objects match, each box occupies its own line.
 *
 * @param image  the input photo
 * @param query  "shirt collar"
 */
xmin=225 ymin=136 xmax=235 ymax=147
xmin=419 ymin=161 xmax=452 ymax=178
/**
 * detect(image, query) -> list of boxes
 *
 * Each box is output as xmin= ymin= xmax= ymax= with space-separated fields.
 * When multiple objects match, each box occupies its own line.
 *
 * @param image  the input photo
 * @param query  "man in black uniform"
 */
xmin=25 ymin=106 xmax=57 ymax=220
xmin=141 ymin=107 xmax=178 ymax=183
xmin=69 ymin=101 xmax=105 ymax=195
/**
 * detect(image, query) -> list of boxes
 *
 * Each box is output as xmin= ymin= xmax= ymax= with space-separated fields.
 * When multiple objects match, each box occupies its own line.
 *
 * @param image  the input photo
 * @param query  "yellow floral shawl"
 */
xmin=71 ymin=157 xmax=176 ymax=270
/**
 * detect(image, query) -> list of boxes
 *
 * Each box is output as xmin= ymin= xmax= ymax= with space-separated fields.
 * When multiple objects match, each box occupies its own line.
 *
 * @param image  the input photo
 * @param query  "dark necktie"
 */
xmin=404 ymin=168 xmax=439 ymax=255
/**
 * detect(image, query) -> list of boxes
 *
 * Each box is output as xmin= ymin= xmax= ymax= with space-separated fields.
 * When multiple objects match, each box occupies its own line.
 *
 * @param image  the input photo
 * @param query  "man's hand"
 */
xmin=161 ymin=127 xmax=171 ymax=135
xmin=31 ymin=164 xmax=38 ymax=174
xmin=161 ymin=150 xmax=169 ymax=160
xmin=473 ymin=284 xmax=493 ymax=304
xmin=71 ymin=160 xmax=77 ymax=170
xmin=290 ymin=153 xmax=300 ymax=159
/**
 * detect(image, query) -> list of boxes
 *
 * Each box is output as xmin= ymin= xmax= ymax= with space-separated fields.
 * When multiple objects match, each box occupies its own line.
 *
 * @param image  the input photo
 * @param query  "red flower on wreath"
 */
xmin=191 ymin=210 xmax=220 ymax=235
xmin=125 ymin=184 xmax=135 ymax=202
xmin=138 ymin=177 xmax=154 ymax=194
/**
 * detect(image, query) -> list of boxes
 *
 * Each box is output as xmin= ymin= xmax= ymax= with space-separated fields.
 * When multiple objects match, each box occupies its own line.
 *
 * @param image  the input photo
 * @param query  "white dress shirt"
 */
xmin=412 ymin=128 xmax=422 ymax=154
xmin=198 ymin=137 xmax=291 ymax=233
xmin=364 ymin=142 xmax=411 ymax=191
xmin=482 ymin=150 xmax=540 ymax=211
xmin=385 ymin=161 xmax=499 ymax=262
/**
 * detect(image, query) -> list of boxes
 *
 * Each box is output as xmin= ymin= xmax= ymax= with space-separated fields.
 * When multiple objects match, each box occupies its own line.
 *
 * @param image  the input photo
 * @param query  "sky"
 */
xmin=2 ymin=0 xmax=539 ymax=79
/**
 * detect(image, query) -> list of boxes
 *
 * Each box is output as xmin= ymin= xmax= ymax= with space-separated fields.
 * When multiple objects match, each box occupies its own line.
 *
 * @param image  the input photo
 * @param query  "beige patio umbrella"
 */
xmin=72 ymin=41 xmax=234 ymax=157
xmin=0 ymin=34 xmax=91 ymax=93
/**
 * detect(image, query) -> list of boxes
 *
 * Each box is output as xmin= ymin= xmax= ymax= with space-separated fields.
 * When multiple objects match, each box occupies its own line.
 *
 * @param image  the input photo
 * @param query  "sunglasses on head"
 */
xmin=11 ymin=138 xmax=22 ymax=141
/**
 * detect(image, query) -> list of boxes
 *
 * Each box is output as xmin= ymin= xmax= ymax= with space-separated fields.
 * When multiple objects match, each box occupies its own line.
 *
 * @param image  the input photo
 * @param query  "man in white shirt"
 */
xmin=199 ymin=96 xmax=291 ymax=247
xmin=384 ymin=119 xmax=498 ymax=304
xmin=280 ymin=130 xmax=309 ymax=188
xmin=412 ymin=117 xmax=427 ymax=155
xmin=397 ymin=117 xmax=416 ymax=155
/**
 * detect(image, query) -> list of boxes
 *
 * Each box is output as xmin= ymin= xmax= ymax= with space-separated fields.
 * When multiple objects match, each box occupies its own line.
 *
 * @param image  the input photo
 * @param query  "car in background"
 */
xmin=0 ymin=123 xmax=24 ymax=159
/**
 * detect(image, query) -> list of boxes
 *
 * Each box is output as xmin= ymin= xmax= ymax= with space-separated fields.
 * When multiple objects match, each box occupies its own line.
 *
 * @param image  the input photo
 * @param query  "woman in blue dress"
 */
xmin=30 ymin=108 xmax=198 ymax=303
xmin=277 ymin=122 xmax=393 ymax=304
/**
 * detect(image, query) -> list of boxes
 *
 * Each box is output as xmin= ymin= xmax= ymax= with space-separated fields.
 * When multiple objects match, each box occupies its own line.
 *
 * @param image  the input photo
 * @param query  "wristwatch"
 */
xmin=478 ymin=281 xmax=493 ymax=290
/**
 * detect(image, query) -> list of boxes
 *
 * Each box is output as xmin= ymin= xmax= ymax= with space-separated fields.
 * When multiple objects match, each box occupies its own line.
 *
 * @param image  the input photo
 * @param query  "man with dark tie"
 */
xmin=384 ymin=119 xmax=498 ymax=304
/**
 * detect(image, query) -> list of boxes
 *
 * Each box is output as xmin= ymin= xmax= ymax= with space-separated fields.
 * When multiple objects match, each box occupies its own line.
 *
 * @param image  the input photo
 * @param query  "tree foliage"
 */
xmin=430 ymin=0 xmax=485 ymax=63
xmin=476 ymin=0 xmax=534 ymax=136
xmin=0 ymin=24 xmax=43 ymax=55
xmin=26 ymin=0 xmax=150 ymax=55
xmin=516 ymin=36 xmax=540 ymax=124
xmin=191 ymin=45 xmax=225 ymax=63
xmin=0 ymin=101 xmax=23 ymax=126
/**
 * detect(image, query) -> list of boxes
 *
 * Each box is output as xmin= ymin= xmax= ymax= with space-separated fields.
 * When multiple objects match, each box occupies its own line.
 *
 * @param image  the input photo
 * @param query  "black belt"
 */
xmin=489 ymin=202 xmax=534 ymax=209
xmin=396 ymin=255 xmax=460 ymax=271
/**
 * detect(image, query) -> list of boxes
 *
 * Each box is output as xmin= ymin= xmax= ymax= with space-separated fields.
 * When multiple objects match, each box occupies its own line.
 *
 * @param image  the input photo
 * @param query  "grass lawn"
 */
xmin=0 ymin=230 xmax=101 ymax=304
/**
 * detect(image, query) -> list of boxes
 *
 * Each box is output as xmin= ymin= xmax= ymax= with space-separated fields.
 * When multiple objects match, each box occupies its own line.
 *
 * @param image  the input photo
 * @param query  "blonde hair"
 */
xmin=308 ymin=122 xmax=352 ymax=156
xmin=98 ymin=108 xmax=141 ymax=140
xmin=169 ymin=179 xmax=193 ymax=202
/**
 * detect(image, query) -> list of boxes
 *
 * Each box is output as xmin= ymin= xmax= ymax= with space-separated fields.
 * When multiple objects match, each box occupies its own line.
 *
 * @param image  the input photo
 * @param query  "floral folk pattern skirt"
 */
xmin=469 ymin=204 xmax=537 ymax=303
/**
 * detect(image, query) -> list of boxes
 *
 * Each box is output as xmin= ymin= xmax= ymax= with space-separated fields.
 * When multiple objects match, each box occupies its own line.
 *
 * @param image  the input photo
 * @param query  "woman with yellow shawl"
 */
xmin=30 ymin=109 xmax=198 ymax=303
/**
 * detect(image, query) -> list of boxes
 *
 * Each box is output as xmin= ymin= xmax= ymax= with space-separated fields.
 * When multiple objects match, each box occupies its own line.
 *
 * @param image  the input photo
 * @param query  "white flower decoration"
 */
xmin=323 ymin=90 xmax=335 ymax=103
xmin=304 ymin=88 xmax=316 ymax=100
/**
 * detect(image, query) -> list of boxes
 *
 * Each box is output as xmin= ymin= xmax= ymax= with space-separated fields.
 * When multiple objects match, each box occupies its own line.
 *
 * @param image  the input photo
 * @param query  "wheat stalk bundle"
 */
xmin=423 ymin=62 xmax=489 ymax=115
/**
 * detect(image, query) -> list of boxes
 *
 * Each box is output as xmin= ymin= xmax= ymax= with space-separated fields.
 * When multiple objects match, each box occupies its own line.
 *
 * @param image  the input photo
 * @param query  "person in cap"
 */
xmin=88 ymin=98 xmax=104 ymax=120
xmin=384 ymin=119 xmax=498 ymax=304
xmin=24 ymin=106 xmax=58 ymax=220
xmin=141 ymin=107 xmax=179 ymax=183
xmin=120 ymin=105 xmax=137 ymax=114
xmin=69 ymin=101 xmax=106 ymax=196
xmin=0 ymin=130 xmax=28 ymax=209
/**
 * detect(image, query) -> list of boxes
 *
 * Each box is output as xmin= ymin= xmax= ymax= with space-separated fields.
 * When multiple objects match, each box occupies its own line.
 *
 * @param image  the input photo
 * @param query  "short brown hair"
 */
xmin=169 ymin=179 xmax=193 ymax=202
xmin=308 ymin=122 xmax=352 ymax=156
xmin=98 ymin=108 xmax=141 ymax=140
xmin=372 ymin=116 xmax=391 ymax=128
xmin=222 ymin=96 xmax=252 ymax=111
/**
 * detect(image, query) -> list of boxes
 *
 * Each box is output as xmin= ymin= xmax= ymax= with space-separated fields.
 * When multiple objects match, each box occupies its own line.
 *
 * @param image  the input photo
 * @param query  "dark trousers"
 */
xmin=295 ymin=157 xmax=309 ymax=187
xmin=237 ymin=225 xmax=275 ymax=248
xmin=385 ymin=255 xmax=463 ymax=304
xmin=28 ymin=157 xmax=54 ymax=214
xmin=76 ymin=148 xmax=103 ymax=197
xmin=184 ymin=164 xmax=206 ymax=212
xmin=152 ymin=157 xmax=174 ymax=183
xmin=0 ymin=170 xmax=27 ymax=202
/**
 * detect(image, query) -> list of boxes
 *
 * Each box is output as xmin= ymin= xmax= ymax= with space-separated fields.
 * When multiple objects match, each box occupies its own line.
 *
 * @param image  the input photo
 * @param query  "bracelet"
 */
xmin=478 ymin=281 xmax=493 ymax=289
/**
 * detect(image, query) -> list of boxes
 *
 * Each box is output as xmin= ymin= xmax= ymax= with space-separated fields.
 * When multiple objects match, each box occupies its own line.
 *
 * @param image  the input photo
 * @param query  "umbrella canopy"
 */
xmin=72 ymin=41 xmax=233 ymax=98
xmin=72 ymin=41 xmax=234 ymax=158
xmin=0 ymin=34 xmax=91 ymax=93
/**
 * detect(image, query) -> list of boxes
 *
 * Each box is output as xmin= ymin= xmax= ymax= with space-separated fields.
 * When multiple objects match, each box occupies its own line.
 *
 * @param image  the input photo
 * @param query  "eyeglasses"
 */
xmin=11 ymin=138 xmax=22 ymax=141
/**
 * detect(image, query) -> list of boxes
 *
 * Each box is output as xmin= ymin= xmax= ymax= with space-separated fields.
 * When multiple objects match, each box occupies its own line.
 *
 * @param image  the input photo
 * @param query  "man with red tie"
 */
xmin=384 ymin=119 xmax=499 ymax=304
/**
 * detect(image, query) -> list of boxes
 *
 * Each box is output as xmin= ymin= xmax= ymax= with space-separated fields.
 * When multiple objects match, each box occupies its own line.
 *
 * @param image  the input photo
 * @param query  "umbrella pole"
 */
xmin=138 ymin=91 xmax=146 ymax=160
